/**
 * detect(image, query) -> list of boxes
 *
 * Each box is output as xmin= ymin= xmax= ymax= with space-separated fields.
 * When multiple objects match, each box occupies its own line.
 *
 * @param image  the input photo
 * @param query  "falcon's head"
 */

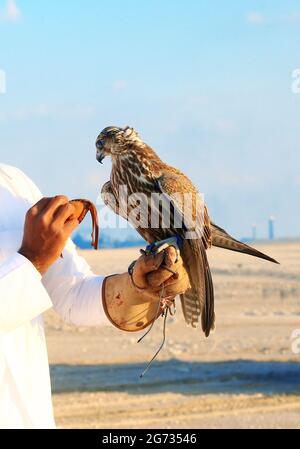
xmin=96 ymin=126 xmax=142 ymax=163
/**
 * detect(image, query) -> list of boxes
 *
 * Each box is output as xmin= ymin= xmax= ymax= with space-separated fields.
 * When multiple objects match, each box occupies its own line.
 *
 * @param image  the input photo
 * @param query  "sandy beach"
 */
xmin=45 ymin=241 xmax=300 ymax=428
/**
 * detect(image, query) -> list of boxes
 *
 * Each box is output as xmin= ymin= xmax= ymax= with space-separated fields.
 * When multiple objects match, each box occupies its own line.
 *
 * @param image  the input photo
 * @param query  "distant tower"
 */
xmin=252 ymin=223 xmax=257 ymax=241
xmin=268 ymin=216 xmax=275 ymax=241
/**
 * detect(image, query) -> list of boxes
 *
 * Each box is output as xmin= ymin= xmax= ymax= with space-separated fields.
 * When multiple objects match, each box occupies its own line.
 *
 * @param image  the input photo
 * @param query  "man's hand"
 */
xmin=132 ymin=246 xmax=190 ymax=297
xmin=102 ymin=247 xmax=191 ymax=332
xmin=18 ymin=196 xmax=79 ymax=274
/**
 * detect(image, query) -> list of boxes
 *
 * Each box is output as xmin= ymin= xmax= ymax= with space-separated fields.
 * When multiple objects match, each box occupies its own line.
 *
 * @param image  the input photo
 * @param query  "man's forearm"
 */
xmin=41 ymin=239 xmax=110 ymax=327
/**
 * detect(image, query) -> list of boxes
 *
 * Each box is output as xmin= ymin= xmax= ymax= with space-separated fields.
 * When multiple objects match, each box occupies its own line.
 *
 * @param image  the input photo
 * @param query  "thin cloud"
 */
xmin=247 ymin=11 xmax=300 ymax=26
xmin=113 ymin=80 xmax=127 ymax=91
xmin=247 ymin=12 xmax=264 ymax=25
xmin=216 ymin=119 xmax=236 ymax=134
xmin=0 ymin=104 xmax=97 ymax=122
xmin=218 ymin=172 xmax=260 ymax=188
xmin=0 ymin=0 xmax=21 ymax=22
xmin=6 ymin=0 xmax=21 ymax=20
xmin=279 ymin=12 xmax=300 ymax=24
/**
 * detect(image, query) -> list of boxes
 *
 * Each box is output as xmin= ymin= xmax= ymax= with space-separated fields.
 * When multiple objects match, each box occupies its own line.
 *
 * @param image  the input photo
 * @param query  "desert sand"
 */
xmin=45 ymin=241 xmax=300 ymax=429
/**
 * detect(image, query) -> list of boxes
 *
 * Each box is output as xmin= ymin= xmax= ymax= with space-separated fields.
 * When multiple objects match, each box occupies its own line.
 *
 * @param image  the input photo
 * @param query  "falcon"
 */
xmin=95 ymin=126 xmax=278 ymax=337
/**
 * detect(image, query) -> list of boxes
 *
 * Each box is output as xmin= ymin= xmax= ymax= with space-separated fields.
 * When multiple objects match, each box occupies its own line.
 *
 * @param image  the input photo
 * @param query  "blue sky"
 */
xmin=0 ymin=0 xmax=299 ymax=239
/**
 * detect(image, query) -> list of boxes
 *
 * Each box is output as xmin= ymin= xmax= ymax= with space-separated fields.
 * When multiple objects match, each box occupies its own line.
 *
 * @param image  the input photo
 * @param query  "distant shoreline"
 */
xmin=75 ymin=238 xmax=300 ymax=251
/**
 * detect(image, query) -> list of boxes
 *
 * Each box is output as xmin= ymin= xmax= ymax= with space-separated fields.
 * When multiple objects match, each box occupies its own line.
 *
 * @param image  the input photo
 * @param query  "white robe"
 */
xmin=0 ymin=163 xmax=109 ymax=429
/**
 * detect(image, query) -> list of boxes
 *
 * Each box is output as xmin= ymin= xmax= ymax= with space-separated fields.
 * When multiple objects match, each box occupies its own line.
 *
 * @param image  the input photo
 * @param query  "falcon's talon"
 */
xmin=160 ymin=297 xmax=176 ymax=312
xmin=144 ymin=236 xmax=182 ymax=258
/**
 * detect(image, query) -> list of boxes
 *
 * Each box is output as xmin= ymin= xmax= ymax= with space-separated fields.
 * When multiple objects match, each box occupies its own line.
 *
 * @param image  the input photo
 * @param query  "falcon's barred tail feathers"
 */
xmin=180 ymin=239 xmax=215 ymax=336
xmin=211 ymin=222 xmax=279 ymax=264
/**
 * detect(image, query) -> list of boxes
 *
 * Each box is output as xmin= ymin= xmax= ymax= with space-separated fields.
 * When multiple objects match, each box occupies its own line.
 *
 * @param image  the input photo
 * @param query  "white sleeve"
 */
xmin=0 ymin=253 xmax=53 ymax=335
xmin=6 ymin=166 xmax=110 ymax=328
xmin=41 ymin=239 xmax=110 ymax=327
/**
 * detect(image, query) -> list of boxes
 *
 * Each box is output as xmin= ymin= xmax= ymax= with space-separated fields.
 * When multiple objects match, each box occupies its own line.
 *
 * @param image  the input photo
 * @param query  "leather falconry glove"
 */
xmin=102 ymin=246 xmax=190 ymax=332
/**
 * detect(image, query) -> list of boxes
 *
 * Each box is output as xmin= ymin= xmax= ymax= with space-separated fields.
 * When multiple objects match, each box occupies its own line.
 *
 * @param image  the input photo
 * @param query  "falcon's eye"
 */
xmin=96 ymin=139 xmax=105 ymax=149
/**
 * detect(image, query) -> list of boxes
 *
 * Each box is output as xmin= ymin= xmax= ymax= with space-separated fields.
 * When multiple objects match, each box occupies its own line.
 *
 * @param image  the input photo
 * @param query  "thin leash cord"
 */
xmin=140 ymin=307 xmax=169 ymax=378
xmin=136 ymin=247 xmax=178 ymax=377
xmin=137 ymin=264 xmax=177 ymax=344
xmin=137 ymin=284 xmax=165 ymax=344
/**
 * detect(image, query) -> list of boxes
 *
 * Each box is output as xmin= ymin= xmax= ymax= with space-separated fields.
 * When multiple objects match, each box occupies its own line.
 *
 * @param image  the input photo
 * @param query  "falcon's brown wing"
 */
xmin=157 ymin=171 xmax=215 ymax=336
xmin=101 ymin=181 xmax=128 ymax=220
xmin=101 ymin=174 xmax=215 ymax=336
xmin=101 ymin=181 xmax=153 ymax=242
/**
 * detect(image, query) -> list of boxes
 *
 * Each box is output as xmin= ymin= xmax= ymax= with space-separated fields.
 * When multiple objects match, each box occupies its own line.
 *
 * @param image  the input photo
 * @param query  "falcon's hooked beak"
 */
xmin=96 ymin=139 xmax=106 ymax=164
